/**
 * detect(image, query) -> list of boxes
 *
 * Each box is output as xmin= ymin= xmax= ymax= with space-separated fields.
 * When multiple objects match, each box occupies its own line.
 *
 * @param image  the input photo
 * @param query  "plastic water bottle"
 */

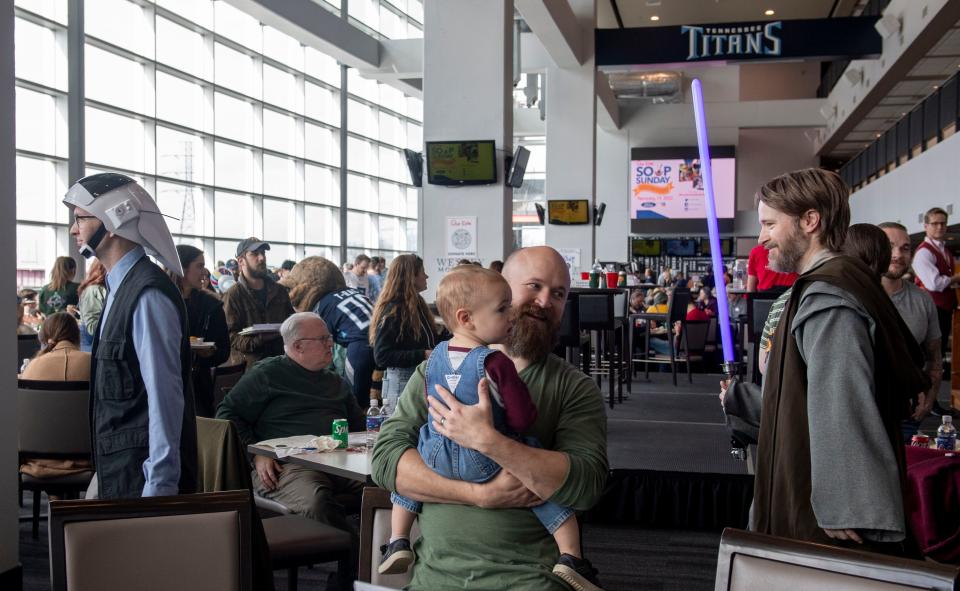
xmin=365 ymin=399 xmax=382 ymax=450
xmin=380 ymin=398 xmax=391 ymax=421
xmin=936 ymin=416 xmax=957 ymax=451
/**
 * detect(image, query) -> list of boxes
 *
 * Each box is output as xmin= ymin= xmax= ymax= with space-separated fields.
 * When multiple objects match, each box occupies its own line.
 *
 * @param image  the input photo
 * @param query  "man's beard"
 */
xmin=246 ymin=264 xmax=268 ymax=280
xmin=883 ymin=263 xmax=908 ymax=281
xmin=503 ymin=303 xmax=560 ymax=362
xmin=767 ymin=226 xmax=809 ymax=274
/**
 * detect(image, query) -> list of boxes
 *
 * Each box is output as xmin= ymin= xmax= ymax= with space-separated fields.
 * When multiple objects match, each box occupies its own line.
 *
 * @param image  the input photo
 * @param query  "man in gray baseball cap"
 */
xmin=222 ymin=236 xmax=294 ymax=368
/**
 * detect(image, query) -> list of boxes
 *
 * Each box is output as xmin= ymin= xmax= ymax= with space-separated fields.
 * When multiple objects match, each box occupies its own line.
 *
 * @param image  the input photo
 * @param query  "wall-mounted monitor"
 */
xmin=630 ymin=146 xmax=736 ymax=221
xmin=547 ymin=200 xmax=590 ymax=225
xmin=700 ymin=237 xmax=733 ymax=257
xmin=426 ymin=140 xmax=497 ymax=186
xmin=631 ymin=238 xmax=662 ymax=257
xmin=403 ymin=149 xmax=423 ymax=187
xmin=507 ymin=146 xmax=530 ymax=188
xmin=664 ymin=238 xmax=697 ymax=257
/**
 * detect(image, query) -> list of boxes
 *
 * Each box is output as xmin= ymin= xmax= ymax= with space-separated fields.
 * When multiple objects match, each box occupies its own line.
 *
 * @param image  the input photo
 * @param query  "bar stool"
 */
xmin=579 ymin=291 xmax=626 ymax=408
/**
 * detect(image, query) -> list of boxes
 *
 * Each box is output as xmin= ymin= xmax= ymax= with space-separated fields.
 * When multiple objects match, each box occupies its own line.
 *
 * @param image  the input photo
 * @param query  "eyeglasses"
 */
xmin=72 ymin=215 xmax=98 ymax=227
xmin=297 ymin=335 xmax=333 ymax=345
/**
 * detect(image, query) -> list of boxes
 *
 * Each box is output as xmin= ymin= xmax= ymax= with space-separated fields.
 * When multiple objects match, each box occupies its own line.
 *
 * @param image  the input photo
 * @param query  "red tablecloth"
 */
xmin=904 ymin=445 xmax=960 ymax=563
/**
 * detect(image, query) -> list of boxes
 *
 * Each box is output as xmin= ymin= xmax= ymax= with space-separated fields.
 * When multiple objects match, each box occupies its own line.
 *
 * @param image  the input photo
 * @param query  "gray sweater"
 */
xmin=791 ymin=280 xmax=905 ymax=542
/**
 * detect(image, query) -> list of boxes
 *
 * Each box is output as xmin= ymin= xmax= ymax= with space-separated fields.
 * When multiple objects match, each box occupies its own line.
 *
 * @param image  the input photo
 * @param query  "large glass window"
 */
xmin=15 ymin=0 xmax=421 ymax=286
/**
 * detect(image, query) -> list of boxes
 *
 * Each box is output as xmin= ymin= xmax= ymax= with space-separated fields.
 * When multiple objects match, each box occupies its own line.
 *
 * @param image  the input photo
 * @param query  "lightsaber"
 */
xmin=691 ymin=78 xmax=735 ymax=370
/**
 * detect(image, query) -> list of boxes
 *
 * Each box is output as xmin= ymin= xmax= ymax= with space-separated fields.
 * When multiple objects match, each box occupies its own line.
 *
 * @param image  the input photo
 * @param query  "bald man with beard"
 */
xmin=371 ymin=246 xmax=609 ymax=591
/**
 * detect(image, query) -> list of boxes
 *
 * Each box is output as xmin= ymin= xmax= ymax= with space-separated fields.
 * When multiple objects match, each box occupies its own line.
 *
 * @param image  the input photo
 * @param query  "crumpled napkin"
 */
xmin=256 ymin=435 xmax=341 ymax=458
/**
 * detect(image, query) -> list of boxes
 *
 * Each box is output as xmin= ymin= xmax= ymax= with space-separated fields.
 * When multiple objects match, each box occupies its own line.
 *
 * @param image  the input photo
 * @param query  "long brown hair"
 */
xmin=36 ymin=312 xmax=80 ymax=357
xmin=48 ymin=256 xmax=77 ymax=291
xmin=369 ymin=254 xmax=436 ymax=347
xmin=167 ymin=244 xmax=204 ymax=293
xmin=842 ymin=223 xmax=891 ymax=283
xmin=78 ymin=259 xmax=106 ymax=296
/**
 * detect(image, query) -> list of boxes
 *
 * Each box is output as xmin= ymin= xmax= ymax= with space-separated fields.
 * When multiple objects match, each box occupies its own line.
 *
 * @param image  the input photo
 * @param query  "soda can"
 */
xmin=332 ymin=418 xmax=349 ymax=449
xmin=911 ymin=434 xmax=930 ymax=448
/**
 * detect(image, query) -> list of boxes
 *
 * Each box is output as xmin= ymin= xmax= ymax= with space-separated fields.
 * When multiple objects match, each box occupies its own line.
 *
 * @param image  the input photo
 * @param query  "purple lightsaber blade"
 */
xmin=691 ymin=78 xmax=735 ymax=365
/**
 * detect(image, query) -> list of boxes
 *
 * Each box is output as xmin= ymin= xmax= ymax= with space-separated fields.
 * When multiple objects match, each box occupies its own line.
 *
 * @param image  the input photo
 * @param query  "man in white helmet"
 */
xmin=64 ymin=172 xmax=197 ymax=499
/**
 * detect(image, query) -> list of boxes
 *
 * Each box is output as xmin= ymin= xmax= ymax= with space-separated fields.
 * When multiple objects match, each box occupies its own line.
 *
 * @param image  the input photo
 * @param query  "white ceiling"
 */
xmin=827 ymin=23 xmax=960 ymax=158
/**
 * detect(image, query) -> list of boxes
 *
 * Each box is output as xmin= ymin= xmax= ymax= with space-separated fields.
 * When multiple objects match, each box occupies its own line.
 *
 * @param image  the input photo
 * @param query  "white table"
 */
xmin=247 ymin=432 xmax=374 ymax=483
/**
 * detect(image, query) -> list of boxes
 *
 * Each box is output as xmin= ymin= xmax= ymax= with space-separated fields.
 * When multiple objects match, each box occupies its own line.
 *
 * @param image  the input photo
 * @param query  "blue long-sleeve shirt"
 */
xmin=100 ymin=246 xmax=184 ymax=497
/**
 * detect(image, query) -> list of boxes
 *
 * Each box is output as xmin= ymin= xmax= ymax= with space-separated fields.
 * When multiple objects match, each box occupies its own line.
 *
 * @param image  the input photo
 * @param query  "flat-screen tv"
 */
xmin=700 ymin=237 xmax=733 ymax=257
xmin=664 ymin=238 xmax=697 ymax=257
xmin=403 ymin=148 xmax=423 ymax=187
xmin=507 ymin=146 xmax=530 ymax=188
xmin=547 ymin=200 xmax=590 ymax=225
xmin=631 ymin=238 xmax=661 ymax=257
xmin=426 ymin=140 xmax=497 ymax=186
xmin=630 ymin=147 xmax=736 ymax=220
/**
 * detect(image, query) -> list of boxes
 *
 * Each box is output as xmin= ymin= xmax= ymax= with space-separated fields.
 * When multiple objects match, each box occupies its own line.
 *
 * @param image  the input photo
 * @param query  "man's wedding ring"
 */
xmin=440 ymin=417 xmax=446 ymax=426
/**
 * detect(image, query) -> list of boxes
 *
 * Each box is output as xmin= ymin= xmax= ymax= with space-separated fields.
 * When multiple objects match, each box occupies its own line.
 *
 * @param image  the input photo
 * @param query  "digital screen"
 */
xmin=700 ymin=237 xmax=733 ymax=257
xmin=547 ymin=200 xmax=590 ymax=225
xmin=630 ymin=157 xmax=736 ymax=219
xmin=664 ymin=238 xmax=697 ymax=257
xmin=426 ymin=140 xmax=497 ymax=186
xmin=631 ymin=238 xmax=662 ymax=257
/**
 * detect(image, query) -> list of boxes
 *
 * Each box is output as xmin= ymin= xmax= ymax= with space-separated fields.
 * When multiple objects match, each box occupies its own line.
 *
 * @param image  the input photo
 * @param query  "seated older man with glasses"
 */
xmin=217 ymin=311 xmax=366 ymax=532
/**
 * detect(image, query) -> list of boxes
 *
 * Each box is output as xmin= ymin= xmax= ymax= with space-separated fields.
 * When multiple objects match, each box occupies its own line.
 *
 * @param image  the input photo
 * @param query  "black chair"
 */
xmin=579 ymin=291 xmax=626 ymax=408
xmin=212 ymin=360 xmax=245 ymax=411
xmin=630 ymin=289 xmax=693 ymax=386
xmin=555 ymin=292 xmax=590 ymax=374
xmin=679 ymin=320 xmax=710 ymax=371
xmin=49 ymin=490 xmax=254 ymax=591
xmin=17 ymin=333 xmax=40 ymax=370
xmin=18 ymin=379 xmax=93 ymax=538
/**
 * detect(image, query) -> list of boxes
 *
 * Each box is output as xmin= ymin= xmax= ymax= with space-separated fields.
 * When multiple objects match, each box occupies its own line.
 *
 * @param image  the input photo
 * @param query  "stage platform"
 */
xmin=589 ymin=372 xmax=755 ymax=530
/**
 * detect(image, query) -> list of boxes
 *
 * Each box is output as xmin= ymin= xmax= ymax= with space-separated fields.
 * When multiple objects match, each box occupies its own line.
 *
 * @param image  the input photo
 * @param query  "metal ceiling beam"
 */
xmin=515 ymin=0 xmax=584 ymax=67
xmin=224 ymin=0 xmax=380 ymax=68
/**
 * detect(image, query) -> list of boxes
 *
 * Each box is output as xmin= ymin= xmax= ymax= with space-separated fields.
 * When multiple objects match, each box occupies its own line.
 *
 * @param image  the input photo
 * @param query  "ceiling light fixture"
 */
xmin=650 ymin=15 xmax=660 ymax=21
xmin=764 ymin=9 xmax=775 ymax=16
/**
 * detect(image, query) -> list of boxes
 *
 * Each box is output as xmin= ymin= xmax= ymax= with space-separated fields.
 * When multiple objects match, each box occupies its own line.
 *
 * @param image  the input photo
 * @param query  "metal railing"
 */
xmin=838 ymin=69 xmax=958 ymax=190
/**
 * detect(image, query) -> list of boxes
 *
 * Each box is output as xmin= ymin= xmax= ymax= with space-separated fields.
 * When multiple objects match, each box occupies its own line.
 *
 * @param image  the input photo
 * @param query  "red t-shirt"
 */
xmin=747 ymin=244 xmax=798 ymax=291
xmin=686 ymin=307 xmax=710 ymax=322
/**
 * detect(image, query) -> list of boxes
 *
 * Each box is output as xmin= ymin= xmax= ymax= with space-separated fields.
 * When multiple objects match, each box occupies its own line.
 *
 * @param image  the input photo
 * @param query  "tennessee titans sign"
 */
xmin=597 ymin=17 xmax=881 ymax=67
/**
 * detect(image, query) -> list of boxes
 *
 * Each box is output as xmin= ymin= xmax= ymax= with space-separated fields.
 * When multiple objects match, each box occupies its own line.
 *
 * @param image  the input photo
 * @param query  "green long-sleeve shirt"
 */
xmin=371 ymin=353 xmax=608 ymax=591
xmin=216 ymin=355 xmax=365 ymax=447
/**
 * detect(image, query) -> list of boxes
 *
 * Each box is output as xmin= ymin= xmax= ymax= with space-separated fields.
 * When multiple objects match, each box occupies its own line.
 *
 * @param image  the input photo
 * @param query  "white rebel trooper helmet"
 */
xmin=63 ymin=173 xmax=183 ymax=276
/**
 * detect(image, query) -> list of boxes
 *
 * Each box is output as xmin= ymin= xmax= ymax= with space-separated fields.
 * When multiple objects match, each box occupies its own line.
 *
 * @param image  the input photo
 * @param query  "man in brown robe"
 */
xmin=752 ymin=168 xmax=928 ymax=552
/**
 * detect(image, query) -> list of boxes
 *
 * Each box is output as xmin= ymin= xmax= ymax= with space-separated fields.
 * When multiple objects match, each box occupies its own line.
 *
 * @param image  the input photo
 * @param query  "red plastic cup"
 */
xmin=605 ymin=272 xmax=618 ymax=288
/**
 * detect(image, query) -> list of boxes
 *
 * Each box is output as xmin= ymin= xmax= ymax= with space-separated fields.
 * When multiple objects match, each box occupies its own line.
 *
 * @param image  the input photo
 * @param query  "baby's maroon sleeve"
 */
xmin=484 ymin=351 xmax=538 ymax=433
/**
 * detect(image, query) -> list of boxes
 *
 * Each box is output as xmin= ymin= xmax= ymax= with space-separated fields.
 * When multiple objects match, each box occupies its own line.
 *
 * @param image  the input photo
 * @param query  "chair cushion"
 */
xmin=20 ymin=471 xmax=94 ymax=488
xmin=261 ymin=514 xmax=352 ymax=568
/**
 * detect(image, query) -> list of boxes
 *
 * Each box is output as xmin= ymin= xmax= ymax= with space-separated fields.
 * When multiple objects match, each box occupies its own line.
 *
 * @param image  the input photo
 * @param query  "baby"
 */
xmin=378 ymin=266 xmax=603 ymax=591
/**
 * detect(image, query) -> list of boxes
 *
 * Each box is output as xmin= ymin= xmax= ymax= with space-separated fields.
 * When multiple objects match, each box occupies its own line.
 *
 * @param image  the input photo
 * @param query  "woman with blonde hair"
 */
xmin=78 ymin=259 xmax=107 ymax=352
xmin=21 ymin=312 xmax=90 ymax=381
xmin=38 ymin=256 xmax=79 ymax=316
xmin=369 ymin=254 xmax=444 ymax=407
